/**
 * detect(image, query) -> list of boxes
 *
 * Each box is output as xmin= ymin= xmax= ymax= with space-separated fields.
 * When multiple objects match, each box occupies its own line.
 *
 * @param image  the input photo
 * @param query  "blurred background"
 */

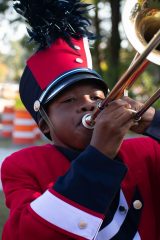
xmin=0 ymin=0 xmax=160 ymax=236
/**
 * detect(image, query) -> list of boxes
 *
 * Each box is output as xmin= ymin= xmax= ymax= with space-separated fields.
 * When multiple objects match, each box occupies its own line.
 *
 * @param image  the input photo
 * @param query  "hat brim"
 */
xmin=39 ymin=70 xmax=108 ymax=105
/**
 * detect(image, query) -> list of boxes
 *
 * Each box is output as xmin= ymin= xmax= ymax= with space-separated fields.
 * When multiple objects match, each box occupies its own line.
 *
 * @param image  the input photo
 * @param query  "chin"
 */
xmin=70 ymin=139 xmax=91 ymax=151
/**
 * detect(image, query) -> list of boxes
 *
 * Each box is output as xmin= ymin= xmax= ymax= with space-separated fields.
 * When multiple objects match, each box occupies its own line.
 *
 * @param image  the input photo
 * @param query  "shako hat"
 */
xmin=13 ymin=0 xmax=108 ymax=126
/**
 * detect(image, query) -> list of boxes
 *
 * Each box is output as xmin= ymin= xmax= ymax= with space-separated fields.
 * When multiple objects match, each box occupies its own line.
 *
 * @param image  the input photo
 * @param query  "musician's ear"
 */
xmin=38 ymin=118 xmax=50 ymax=135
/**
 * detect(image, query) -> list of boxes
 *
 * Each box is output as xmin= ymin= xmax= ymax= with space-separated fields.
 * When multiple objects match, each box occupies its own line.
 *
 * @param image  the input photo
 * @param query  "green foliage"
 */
xmin=0 ymin=0 xmax=10 ymax=13
xmin=15 ymin=96 xmax=25 ymax=110
xmin=0 ymin=40 xmax=28 ymax=83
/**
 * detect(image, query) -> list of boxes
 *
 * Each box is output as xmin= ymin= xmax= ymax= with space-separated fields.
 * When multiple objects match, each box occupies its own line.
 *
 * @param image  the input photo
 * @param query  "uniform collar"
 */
xmin=55 ymin=145 xmax=81 ymax=162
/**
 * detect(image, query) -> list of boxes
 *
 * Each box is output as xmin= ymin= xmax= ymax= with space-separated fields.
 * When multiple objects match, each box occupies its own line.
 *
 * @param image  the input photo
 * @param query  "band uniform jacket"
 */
xmin=1 ymin=137 xmax=160 ymax=240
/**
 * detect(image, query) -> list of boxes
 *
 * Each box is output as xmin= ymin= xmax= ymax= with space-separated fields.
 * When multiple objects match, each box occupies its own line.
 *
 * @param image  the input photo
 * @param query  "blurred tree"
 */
xmin=0 ymin=62 xmax=9 ymax=82
xmin=0 ymin=0 xmax=9 ymax=13
xmin=107 ymin=0 xmax=121 ymax=88
xmin=0 ymin=40 xmax=27 ymax=82
xmin=91 ymin=0 xmax=122 ymax=88
xmin=93 ymin=0 xmax=102 ymax=74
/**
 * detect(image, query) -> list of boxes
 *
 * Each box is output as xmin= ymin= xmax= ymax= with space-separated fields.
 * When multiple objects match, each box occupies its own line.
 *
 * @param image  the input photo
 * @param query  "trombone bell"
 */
xmin=122 ymin=0 xmax=160 ymax=65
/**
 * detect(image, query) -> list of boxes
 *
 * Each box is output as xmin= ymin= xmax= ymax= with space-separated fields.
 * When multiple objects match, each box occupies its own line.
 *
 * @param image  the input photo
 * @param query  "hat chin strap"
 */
xmin=39 ymin=107 xmax=55 ymax=139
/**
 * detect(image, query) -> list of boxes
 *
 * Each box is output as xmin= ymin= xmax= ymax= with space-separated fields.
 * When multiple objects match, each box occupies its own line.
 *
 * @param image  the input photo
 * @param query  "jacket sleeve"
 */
xmin=150 ymin=139 xmax=160 ymax=231
xmin=1 ymin=145 xmax=127 ymax=240
xmin=144 ymin=110 xmax=160 ymax=141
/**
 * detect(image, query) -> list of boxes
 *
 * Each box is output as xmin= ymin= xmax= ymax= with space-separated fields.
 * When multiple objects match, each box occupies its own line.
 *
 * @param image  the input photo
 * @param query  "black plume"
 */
xmin=13 ymin=0 xmax=94 ymax=50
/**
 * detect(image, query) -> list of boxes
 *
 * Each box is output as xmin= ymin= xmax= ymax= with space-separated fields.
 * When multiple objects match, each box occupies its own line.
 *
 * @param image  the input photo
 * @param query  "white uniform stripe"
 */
xmin=96 ymin=190 xmax=129 ymax=240
xmin=83 ymin=38 xmax=93 ymax=69
xmin=96 ymin=190 xmax=141 ymax=240
xmin=133 ymin=231 xmax=141 ymax=240
xmin=31 ymin=190 xmax=103 ymax=240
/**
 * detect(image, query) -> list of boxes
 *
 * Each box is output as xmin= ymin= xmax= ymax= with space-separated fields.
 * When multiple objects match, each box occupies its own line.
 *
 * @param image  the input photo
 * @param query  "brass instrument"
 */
xmin=82 ymin=0 xmax=160 ymax=129
xmin=123 ymin=0 xmax=160 ymax=65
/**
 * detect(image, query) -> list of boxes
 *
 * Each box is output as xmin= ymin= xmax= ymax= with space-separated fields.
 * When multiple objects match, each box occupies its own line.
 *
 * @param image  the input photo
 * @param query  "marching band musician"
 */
xmin=1 ymin=0 xmax=160 ymax=239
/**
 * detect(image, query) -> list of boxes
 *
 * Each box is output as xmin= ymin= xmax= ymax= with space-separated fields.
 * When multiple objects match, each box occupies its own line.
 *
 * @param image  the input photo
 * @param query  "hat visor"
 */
xmin=40 ymin=72 xmax=108 ymax=105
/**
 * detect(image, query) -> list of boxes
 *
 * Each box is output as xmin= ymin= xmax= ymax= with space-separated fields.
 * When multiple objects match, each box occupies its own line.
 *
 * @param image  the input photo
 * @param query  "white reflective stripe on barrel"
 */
xmin=13 ymin=131 xmax=35 ymax=138
xmin=2 ymin=113 xmax=14 ymax=121
xmin=2 ymin=125 xmax=13 ymax=131
xmin=14 ymin=118 xmax=35 ymax=126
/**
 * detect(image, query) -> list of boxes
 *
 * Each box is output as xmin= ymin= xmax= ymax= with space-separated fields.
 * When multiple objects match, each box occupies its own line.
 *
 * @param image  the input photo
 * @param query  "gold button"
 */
xmin=34 ymin=100 xmax=40 ymax=112
xmin=78 ymin=221 xmax=88 ymax=229
xmin=74 ymin=45 xmax=81 ymax=50
xmin=76 ymin=58 xmax=83 ymax=64
xmin=133 ymin=200 xmax=142 ymax=210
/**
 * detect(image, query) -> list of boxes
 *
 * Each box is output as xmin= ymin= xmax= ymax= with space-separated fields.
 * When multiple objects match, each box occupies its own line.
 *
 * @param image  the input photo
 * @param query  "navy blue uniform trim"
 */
xmin=20 ymin=66 xmax=42 ymax=123
xmin=144 ymin=110 xmax=160 ymax=141
xmin=110 ymin=187 xmax=143 ymax=240
xmin=55 ymin=146 xmax=81 ymax=162
xmin=53 ymin=145 xmax=127 ymax=214
xmin=100 ymin=190 xmax=120 ymax=230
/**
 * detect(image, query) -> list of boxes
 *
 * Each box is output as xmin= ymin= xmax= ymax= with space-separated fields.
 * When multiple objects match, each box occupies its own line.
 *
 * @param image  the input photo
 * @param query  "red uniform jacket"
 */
xmin=1 ymin=137 xmax=160 ymax=240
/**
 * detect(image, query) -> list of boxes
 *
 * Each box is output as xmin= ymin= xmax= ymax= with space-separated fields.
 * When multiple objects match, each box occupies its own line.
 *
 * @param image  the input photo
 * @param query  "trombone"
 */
xmin=82 ymin=0 xmax=160 ymax=129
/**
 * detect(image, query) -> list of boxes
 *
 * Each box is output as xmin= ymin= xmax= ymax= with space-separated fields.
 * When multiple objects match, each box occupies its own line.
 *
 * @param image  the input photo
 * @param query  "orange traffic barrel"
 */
xmin=1 ymin=106 xmax=15 ymax=138
xmin=12 ymin=110 xmax=36 ymax=145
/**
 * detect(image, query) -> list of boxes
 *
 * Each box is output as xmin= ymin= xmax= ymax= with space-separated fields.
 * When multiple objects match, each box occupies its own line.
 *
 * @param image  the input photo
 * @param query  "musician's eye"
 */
xmin=90 ymin=95 xmax=104 ymax=101
xmin=62 ymin=97 xmax=76 ymax=103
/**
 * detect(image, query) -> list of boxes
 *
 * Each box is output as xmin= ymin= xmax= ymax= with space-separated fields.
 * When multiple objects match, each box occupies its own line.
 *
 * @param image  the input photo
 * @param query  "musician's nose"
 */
xmin=77 ymin=95 xmax=96 ymax=113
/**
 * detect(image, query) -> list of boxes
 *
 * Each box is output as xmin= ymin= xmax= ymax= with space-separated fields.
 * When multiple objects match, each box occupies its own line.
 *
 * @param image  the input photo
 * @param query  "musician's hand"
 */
xmin=122 ymin=96 xmax=155 ymax=134
xmin=90 ymin=99 xmax=137 ymax=159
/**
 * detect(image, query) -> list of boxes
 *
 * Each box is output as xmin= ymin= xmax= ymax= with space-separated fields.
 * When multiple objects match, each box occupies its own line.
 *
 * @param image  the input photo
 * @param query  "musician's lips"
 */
xmin=77 ymin=114 xmax=93 ymax=129
xmin=77 ymin=119 xmax=84 ymax=127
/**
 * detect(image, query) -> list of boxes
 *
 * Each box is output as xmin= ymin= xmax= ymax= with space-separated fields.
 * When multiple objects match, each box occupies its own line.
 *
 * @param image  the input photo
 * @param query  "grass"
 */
xmin=0 ymin=137 xmax=14 ymax=148
xmin=0 ymin=191 xmax=9 ymax=237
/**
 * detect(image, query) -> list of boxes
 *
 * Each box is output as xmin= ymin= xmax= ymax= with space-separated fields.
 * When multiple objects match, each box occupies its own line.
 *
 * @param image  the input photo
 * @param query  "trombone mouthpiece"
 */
xmin=82 ymin=114 xmax=95 ymax=129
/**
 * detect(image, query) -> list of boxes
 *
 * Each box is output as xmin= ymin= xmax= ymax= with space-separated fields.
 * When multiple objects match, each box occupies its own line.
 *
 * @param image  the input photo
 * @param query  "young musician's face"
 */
xmin=46 ymin=82 xmax=106 ymax=150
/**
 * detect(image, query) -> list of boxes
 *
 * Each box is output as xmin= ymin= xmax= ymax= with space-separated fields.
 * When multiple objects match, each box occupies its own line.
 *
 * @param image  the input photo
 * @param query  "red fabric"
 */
xmin=1 ymin=137 xmax=160 ymax=239
xmin=27 ymin=38 xmax=88 ymax=90
xmin=120 ymin=138 xmax=160 ymax=240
